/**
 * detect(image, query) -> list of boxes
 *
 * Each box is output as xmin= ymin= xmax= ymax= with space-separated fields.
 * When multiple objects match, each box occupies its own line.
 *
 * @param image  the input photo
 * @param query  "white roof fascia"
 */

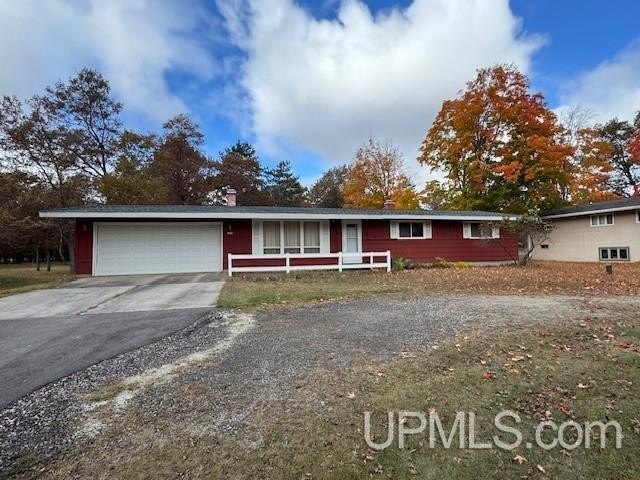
xmin=40 ymin=211 xmax=518 ymax=222
xmin=544 ymin=205 xmax=640 ymax=219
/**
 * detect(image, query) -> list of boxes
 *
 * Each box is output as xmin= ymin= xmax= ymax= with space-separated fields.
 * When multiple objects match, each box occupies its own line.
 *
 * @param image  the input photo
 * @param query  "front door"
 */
xmin=342 ymin=221 xmax=362 ymax=264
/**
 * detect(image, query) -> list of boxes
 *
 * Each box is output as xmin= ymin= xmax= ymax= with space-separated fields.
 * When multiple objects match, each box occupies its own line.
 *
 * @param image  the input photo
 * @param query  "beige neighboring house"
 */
xmin=534 ymin=197 xmax=640 ymax=263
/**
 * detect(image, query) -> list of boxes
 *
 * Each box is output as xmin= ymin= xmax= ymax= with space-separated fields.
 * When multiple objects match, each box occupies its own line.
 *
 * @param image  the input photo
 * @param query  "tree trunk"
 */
xmin=46 ymin=249 xmax=51 ymax=272
xmin=65 ymin=236 xmax=75 ymax=274
xmin=57 ymin=220 xmax=75 ymax=274
xmin=36 ymin=248 xmax=40 ymax=271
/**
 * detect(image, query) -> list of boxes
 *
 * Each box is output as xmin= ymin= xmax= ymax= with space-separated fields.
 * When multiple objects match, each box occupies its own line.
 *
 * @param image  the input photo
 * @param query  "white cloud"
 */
xmin=0 ymin=0 xmax=218 ymax=122
xmin=216 ymin=0 xmax=543 ymax=183
xmin=558 ymin=40 xmax=640 ymax=124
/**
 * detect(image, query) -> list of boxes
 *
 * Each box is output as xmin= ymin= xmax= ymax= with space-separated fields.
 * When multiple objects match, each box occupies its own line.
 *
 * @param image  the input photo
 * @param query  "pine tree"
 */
xmin=212 ymin=141 xmax=272 ymax=205
xmin=265 ymin=160 xmax=306 ymax=206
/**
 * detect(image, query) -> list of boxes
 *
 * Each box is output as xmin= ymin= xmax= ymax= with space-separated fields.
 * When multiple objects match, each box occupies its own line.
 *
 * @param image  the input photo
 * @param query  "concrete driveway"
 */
xmin=0 ymin=273 xmax=223 ymax=408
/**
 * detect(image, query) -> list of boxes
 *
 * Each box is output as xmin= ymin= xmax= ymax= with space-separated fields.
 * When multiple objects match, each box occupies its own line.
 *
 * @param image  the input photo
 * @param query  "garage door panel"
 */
xmin=95 ymin=223 xmax=221 ymax=276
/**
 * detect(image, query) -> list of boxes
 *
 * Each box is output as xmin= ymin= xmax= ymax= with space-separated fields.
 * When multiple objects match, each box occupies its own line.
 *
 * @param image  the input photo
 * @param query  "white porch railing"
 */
xmin=227 ymin=251 xmax=391 ymax=277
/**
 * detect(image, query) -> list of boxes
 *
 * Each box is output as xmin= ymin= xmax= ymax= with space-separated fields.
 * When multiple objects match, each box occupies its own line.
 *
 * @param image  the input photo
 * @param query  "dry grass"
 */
xmin=218 ymin=261 xmax=640 ymax=309
xmin=0 ymin=264 xmax=73 ymax=298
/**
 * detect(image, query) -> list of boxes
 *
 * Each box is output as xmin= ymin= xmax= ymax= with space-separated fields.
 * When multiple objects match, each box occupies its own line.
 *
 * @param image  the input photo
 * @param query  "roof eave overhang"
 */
xmin=40 ymin=211 xmax=518 ymax=222
xmin=543 ymin=205 xmax=640 ymax=219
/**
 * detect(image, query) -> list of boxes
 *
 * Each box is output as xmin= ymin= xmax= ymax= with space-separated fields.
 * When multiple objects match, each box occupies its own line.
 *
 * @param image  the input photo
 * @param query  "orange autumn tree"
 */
xmin=343 ymin=139 xmax=419 ymax=209
xmin=628 ymin=129 xmax=640 ymax=171
xmin=419 ymin=65 xmax=574 ymax=214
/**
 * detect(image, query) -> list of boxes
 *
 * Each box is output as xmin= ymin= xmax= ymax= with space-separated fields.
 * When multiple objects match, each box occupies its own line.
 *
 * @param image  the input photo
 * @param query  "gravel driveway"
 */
xmin=0 ymin=293 xmax=636 ymax=474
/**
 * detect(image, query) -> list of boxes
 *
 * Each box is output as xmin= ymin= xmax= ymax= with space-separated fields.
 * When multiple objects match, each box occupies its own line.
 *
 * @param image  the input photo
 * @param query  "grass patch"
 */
xmin=218 ymin=261 xmax=640 ymax=309
xmin=218 ymin=270 xmax=403 ymax=309
xmin=34 ymin=314 xmax=640 ymax=479
xmin=0 ymin=264 xmax=72 ymax=297
xmin=84 ymin=381 xmax=134 ymax=403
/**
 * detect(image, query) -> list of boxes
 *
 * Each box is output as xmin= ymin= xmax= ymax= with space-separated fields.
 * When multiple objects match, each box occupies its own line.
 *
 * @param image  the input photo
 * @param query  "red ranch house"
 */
xmin=40 ymin=201 xmax=518 ymax=276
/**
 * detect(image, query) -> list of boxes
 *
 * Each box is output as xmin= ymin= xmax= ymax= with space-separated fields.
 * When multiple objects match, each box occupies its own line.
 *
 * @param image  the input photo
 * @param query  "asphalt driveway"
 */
xmin=0 ymin=273 xmax=223 ymax=408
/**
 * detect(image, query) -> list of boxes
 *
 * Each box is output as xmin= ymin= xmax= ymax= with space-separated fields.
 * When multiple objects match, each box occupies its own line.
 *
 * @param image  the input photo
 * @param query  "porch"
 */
xmin=227 ymin=251 xmax=392 ymax=276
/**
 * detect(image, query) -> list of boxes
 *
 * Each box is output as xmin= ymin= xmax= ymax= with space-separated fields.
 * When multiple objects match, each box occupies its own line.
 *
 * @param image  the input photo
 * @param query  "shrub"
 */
xmin=430 ymin=257 xmax=470 ymax=269
xmin=393 ymin=257 xmax=414 ymax=271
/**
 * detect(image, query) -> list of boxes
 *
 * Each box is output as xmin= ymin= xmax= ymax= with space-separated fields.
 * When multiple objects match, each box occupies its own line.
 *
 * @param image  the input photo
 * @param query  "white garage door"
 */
xmin=94 ymin=223 xmax=222 ymax=276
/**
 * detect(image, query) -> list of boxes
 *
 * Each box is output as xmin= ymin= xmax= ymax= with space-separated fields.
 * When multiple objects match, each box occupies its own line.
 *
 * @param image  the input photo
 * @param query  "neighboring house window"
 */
xmin=261 ymin=221 xmax=322 ymax=254
xmin=590 ymin=213 xmax=614 ymax=226
xmin=390 ymin=221 xmax=432 ymax=239
xmin=599 ymin=247 xmax=629 ymax=261
xmin=463 ymin=222 xmax=499 ymax=239
xmin=541 ymin=244 xmax=550 ymax=249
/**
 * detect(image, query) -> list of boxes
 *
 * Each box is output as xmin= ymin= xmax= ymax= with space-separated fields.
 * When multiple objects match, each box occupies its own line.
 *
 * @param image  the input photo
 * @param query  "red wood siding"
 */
xmin=362 ymin=219 xmax=518 ymax=263
xmin=222 ymin=219 xmax=253 ymax=268
xmin=75 ymin=220 xmax=93 ymax=275
xmin=77 ymin=217 xmax=516 ymax=275
xmin=329 ymin=220 xmax=342 ymax=252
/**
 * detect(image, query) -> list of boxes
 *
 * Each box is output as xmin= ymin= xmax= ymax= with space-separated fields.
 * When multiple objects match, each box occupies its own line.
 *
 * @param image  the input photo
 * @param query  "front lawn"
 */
xmin=218 ymin=261 xmax=640 ymax=309
xmin=0 ymin=264 xmax=73 ymax=297
xmin=28 ymin=308 xmax=640 ymax=479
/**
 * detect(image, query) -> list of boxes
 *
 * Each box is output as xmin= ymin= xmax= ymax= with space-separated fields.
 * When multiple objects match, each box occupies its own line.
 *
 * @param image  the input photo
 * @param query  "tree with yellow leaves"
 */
xmin=343 ymin=139 xmax=419 ymax=209
xmin=558 ymin=107 xmax=615 ymax=203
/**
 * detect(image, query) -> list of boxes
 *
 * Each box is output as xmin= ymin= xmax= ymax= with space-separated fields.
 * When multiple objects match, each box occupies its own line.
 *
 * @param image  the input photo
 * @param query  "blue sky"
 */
xmin=1 ymin=0 xmax=640 ymax=186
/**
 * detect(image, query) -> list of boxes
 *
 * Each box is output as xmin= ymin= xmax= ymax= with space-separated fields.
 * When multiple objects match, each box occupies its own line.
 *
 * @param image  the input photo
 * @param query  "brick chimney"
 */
xmin=383 ymin=199 xmax=395 ymax=210
xmin=226 ymin=188 xmax=237 ymax=207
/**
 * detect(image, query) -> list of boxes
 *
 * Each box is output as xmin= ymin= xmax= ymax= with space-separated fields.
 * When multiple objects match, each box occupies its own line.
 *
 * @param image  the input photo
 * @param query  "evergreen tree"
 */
xmin=212 ymin=141 xmax=272 ymax=205
xmin=265 ymin=160 xmax=306 ymax=206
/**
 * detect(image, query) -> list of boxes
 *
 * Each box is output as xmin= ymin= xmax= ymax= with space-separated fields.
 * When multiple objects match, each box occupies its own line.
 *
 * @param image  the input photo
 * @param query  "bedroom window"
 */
xmin=599 ymin=247 xmax=629 ymax=261
xmin=467 ymin=222 xmax=496 ymax=239
xmin=262 ymin=221 xmax=321 ymax=254
xmin=391 ymin=221 xmax=431 ymax=239
xmin=591 ymin=213 xmax=614 ymax=226
xmin=399 ymin=222 xmax=424 ymax=238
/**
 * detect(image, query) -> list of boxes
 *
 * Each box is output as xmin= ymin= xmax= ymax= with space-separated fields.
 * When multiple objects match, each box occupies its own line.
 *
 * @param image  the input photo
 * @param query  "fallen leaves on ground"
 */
xmin=513 ymin=454 xmax=528 ymax=464
xmin=615 ymin=341 xmax=640 ymax=353
xmin=395 ymin=261 xmax=640 ymax=296
xmin=482 ymin=371 xmax=496 ymax=381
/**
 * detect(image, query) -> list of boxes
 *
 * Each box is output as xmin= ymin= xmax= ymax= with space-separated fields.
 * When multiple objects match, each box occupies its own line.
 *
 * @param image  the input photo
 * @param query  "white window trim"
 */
xmin=590 ymin=213 xmax=614 ymax=227
xmin=252 ymin=220 xmax=328 ymax=255
xmin=462 ymin=222 xmax=500 ymax=239
xmin=390 ymin=221 xmax=432 ymax=240
xmin=599 ymin=247 xmax=630 ymax=262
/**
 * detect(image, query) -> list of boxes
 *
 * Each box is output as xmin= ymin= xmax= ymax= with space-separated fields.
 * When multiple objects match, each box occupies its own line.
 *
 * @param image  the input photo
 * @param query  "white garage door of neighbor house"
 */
xmin=94 ymin=223 xmax=222 ymax=276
